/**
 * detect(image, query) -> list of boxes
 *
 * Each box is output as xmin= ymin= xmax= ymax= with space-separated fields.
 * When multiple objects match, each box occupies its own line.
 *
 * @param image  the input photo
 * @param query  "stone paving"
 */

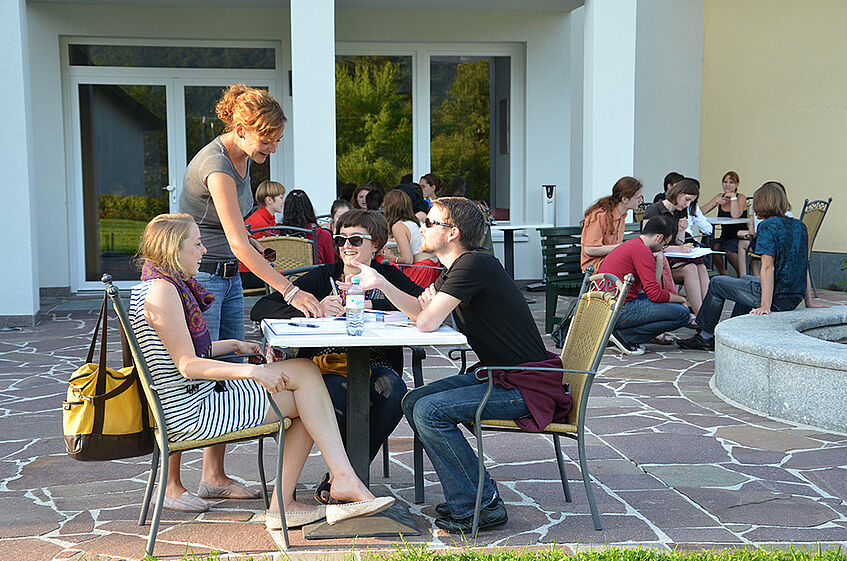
xmin=1 ymin=287 xmax=846 ymax=560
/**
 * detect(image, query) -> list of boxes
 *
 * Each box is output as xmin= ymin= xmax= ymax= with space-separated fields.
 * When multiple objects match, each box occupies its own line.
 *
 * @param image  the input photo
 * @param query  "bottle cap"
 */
xmin=352 ymin=277 xmax=360 ymax=284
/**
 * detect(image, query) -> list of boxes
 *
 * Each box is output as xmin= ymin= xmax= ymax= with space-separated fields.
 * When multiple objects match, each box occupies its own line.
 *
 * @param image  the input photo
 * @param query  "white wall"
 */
xmin=0 ymin=0 xmax=39 ymax=323
xmin=583 ymin=0 xmax=637 ymax=206
xmin=633 ymin=0 xmax=703 ymax=199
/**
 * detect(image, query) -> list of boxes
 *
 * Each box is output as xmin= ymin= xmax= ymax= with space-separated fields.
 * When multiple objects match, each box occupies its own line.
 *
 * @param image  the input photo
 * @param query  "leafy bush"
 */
xmin=100 ymin=194 xmax=168 ymax=222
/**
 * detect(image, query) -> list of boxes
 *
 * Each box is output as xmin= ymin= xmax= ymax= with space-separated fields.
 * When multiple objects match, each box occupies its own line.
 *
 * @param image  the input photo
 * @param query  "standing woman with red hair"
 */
xmin=176 ymin=84 xmax=320 ymax=511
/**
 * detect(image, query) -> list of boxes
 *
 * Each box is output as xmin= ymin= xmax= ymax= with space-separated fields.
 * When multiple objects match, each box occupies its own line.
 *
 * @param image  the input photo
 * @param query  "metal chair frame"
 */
xmin=467 ymin=270 xmax=632 ymax=536
xmin=799 ymin=197 xmax=832 ymax=297
xmin=103 ymin=275 xmax=290 ymax=556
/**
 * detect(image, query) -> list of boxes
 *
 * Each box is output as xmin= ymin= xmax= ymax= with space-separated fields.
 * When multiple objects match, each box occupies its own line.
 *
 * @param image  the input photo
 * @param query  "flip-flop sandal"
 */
xmin=314 ymin=472 xmax=334 ymax=505
xmin=650 ymin=333 xmax=677 ymax=345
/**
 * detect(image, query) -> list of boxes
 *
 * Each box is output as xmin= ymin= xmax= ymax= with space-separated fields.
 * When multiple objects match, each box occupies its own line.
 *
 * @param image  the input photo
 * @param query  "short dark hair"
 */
xmin=642 ymin=213 xmax=676 ymax=241
xmin=663 ymin=172 xmax=684 ymax=191
xmin=365 ymin=189 xmax=384 ymax=210
xmin=432 ymin=197 xmax=485 ymax=250
xmin=335 ymin=209 xmax=389 ymax=250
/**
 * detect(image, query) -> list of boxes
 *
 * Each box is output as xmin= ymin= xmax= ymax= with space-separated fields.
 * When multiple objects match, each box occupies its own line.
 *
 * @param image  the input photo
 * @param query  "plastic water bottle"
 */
xmin=345 ymin=278 xmax=365 ymax=336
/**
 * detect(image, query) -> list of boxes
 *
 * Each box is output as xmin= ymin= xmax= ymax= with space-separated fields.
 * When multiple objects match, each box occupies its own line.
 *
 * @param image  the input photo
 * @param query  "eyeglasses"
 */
xmin=333 ymin=234 xmax=372 ymax=247
xmin=424 ymin=217 xmax=454 ymax=229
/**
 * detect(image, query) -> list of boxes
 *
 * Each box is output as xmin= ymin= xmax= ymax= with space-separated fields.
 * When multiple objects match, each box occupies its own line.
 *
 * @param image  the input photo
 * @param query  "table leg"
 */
xmin=303 ymin=345 xmax=421 ymax=539
xmin=503 ymin=230 xmax=515 ymax=278
xmin=345 ymin=346 xmax=371 ymax=487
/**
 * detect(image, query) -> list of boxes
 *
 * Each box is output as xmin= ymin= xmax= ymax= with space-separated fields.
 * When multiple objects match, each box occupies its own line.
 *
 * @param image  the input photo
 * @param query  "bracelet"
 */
xmin=283 ymin=286 xmax=300 ymax=303
xmin=281 ymin=283 xmax=295 ymax=299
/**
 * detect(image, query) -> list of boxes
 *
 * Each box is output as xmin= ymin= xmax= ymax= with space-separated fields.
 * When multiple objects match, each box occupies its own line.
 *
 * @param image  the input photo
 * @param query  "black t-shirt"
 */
xmin=435 ymin=251 xmax=547 ymax=367
xmin=643 ymin=201 xmax=687 ymax=241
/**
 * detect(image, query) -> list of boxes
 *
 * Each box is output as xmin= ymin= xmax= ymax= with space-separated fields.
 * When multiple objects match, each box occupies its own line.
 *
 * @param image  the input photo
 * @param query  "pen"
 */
xmin=330 ymin=277 xmax=338 ymax=296
xmin=288 ymin=322 xmax=320 ymax=328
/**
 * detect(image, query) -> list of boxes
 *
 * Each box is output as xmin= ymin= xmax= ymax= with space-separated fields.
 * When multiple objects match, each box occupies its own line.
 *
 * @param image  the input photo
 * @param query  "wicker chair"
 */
xmin=103 ymin=275 xmax=291 ymax=556
xmin=799 ymin=198 xmax=832 ymax=296
xmin=465 ymin=271 xmax=633 ymax=536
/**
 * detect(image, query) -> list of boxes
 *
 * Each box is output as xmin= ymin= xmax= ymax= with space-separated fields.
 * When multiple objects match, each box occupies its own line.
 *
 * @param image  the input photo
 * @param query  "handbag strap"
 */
xmin=85 ymin=292 xmax=108 ymax=364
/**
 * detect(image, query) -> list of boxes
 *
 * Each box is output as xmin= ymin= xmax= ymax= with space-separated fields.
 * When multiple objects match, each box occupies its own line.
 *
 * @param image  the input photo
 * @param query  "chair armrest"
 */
xmin=409 ymin=346 xmax=426 ymax=388
xmin=448 ymin=346 xmax=472 ymax=374
xmin=472 ymin=365 xmax=592 ymax=380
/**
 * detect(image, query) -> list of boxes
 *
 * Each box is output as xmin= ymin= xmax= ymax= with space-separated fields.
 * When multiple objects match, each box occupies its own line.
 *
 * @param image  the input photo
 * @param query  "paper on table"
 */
xmin=263 ymin=317 xmax=348 ymax=336
xmin=664 ymin=247 xmax=725 ymax=259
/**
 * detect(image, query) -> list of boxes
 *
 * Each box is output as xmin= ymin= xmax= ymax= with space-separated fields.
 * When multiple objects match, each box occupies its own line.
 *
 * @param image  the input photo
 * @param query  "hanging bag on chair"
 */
xmin=63 ymin=292 xmax=153 ymax=461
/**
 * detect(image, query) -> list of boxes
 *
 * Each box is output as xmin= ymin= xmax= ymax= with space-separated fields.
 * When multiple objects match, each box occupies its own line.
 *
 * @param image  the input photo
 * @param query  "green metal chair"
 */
xmin=467 ymin=271 xmax=633 ymax=536
xmin=103 ymin=275 xmax=291 ymax=557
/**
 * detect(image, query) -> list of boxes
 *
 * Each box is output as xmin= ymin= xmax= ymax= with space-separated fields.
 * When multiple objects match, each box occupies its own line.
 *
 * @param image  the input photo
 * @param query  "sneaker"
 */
xmin=676 ymin=333 xmax=715 ymax=351
xmin=609 ymin=332 xmax=645 ymax=355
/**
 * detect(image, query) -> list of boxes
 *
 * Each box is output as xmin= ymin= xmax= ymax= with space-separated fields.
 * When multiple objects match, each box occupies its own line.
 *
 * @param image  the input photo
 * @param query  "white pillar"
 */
xmin=0 ymin=0 xmax=38 ymax=326
xmin=583 ymin=0 xmax=637 ymax=205
xmin=290 ymin=0 xmax=336 ymax=216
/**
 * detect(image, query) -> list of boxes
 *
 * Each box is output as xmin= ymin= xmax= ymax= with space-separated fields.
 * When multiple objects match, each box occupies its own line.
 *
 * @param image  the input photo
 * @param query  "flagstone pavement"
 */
xmin=1 ymin=285 xmax=846 ymax=560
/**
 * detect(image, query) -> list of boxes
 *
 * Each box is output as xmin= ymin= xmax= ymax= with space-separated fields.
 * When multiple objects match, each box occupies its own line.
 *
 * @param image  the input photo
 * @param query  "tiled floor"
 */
xmin=1 ymin=286 xmax=845 ymax=560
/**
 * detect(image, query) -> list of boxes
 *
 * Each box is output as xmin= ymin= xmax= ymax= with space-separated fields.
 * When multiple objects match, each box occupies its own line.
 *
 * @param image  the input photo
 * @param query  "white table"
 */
xmin=490 ymin=222 xmax=553 ymax=278
xmin=261 ymin=318 xmax=466 ymax=485
xmin=262 ymin=318 xmax=466 ymax=538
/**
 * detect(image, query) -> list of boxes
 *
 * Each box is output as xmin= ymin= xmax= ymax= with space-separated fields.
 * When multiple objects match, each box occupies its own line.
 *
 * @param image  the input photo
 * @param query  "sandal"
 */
xmin=650 ymin=333 xmax=677 ymax=345
xmin=314 ymin=472 xmax=333 ymax=505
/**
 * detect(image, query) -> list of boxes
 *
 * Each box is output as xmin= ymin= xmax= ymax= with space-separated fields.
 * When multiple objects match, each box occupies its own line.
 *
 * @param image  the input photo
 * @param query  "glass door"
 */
xmin=77 ymin=83 xmax=170 ymax=281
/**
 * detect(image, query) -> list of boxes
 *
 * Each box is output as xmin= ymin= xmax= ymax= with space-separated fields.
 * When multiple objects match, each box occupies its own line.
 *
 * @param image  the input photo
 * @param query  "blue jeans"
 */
xmin=195 ymin=272 xmax=244 ymax=341
xmin=615 ymin=293 xmax=690 ymax=345
xmin=323 ymin=366 xmax=407 ymax=463
xmin=696 ymin=275 xmax=802 ymax=336
xmin=402 ymin=372 xmax=529 ymax=520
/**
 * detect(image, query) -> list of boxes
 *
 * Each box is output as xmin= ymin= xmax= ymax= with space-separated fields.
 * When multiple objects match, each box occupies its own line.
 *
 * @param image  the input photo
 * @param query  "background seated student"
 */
xmin=383 ymin=189 xmax=440 ymax=288
xmin=328 ymin=199 xmax=351 ymax=234
xmin=678 ymin=182 xmax=828 ymax=351
xmin=598 ymin=214 xmax=691 ymax=355
xmin=643 ymin=178 xmax=710 ymax=317
xmin=280 ymin=189 xmax=335 ymax=264
xmin=653 ymin=171 xmax=684 ymax=203
xmin=250 ymin=210 xmax=423 ymax=502
xmin=580 ymin=176 xmax=643 ymax=272
xmin=132 ymin=213 xmax=393 ymax=528
xmin=240 ymin=180 xmax=286 ymax=290
xmin=701 ymin=170 xmax=748 ymax=276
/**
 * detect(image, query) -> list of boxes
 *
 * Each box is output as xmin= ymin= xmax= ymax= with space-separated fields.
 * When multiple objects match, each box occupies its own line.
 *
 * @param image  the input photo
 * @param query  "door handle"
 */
xmin=162 ymin=185 xmax=176 ymax=206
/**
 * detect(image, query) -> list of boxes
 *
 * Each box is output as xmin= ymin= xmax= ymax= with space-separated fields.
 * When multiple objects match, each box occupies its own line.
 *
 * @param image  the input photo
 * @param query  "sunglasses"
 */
xmin=424 ymin=217 xmax=454 ymax=229
xmin=333 ymin=234 xmax=373 ymax=247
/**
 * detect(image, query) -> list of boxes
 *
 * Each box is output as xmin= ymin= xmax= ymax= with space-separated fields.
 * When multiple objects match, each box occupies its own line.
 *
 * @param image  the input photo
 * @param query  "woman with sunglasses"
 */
xmin=250 ymin=210 xmax=424 ymax=503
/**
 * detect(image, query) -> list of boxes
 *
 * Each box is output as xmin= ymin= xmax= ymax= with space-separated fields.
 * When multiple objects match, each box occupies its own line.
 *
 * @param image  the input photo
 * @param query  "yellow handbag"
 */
xmin=63 ymin=293 xmax=153 ymax=461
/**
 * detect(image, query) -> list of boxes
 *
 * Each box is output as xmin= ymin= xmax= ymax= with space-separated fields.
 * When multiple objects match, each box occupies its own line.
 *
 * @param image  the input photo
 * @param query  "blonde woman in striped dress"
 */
xmin=131 ymin=214 xmax=393 ymax=530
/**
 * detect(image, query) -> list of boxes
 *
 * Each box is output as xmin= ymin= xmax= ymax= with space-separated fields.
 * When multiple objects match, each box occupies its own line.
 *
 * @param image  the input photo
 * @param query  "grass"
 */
xmin=99 ymin=217 xmax=147 ymax=255
xmin=130 ymin=544 xmax=847 ymax=561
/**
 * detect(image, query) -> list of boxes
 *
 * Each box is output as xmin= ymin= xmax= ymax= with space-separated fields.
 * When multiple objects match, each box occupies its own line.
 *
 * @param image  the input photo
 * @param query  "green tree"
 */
xmin=430 ymin=59 xmax=491 ymax=201
xmin=336 ymin=57 xmax=412 ymax=186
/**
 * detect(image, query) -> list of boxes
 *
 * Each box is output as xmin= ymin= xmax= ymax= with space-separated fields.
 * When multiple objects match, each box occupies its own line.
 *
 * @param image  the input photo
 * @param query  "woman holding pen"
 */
xmin=250 ymin=210 xmax=423 ymax=503
xmin=171 ymin=84 xmax=320 ymax=511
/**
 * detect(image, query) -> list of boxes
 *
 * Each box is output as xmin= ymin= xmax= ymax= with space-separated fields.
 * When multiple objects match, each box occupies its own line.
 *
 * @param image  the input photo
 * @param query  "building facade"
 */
xmin=2 ymin=0 xmax=840 ymax=327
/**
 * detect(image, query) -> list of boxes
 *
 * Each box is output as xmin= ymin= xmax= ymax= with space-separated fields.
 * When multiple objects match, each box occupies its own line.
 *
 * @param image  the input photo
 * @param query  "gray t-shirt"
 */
xmin=179 ymin=137 xmax=253 ymax=262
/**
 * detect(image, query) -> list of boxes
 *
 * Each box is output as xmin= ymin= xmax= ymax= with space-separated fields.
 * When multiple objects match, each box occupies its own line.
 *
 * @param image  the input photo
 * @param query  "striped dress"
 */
xmin=130 ymin=280 xmax=269 ymax=441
